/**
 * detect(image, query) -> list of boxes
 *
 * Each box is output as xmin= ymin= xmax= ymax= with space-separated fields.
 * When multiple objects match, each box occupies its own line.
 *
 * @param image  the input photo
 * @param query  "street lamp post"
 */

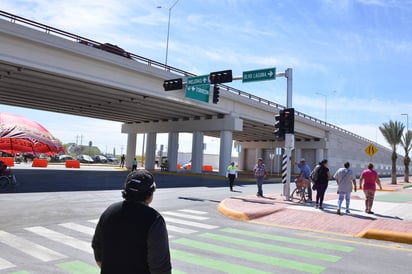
xmin=401 ymin=113 xmax=409 ymax=132
xmin=316 ymin=91 xmax=336 ymax=124
xmin=157 ymin=0 xmax=180 ymax=66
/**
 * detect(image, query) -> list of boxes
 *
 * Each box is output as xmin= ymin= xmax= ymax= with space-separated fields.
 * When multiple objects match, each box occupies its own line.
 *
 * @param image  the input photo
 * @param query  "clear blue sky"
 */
xmin=1 ymin=0 xmax=412 ymax=155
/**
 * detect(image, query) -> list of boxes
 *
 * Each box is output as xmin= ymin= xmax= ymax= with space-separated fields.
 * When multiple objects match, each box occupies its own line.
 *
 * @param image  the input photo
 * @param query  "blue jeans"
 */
xmin=256 ymin=176 xmax=264 ymax=196
xmin=338 ymin=191 xmax=351 ymax=209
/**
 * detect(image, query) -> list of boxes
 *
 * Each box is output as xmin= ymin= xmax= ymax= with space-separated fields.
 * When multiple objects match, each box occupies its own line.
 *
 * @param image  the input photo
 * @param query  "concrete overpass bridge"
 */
xmin=0 ymin=10 xmax=402 ymax=176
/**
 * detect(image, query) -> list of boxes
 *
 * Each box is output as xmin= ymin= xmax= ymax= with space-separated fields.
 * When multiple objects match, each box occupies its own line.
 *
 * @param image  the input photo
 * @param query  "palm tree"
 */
xmin=379 ymin=120 xmax=404 ymax=184
xmin=400 ymin=130 xmax=412 ymax=183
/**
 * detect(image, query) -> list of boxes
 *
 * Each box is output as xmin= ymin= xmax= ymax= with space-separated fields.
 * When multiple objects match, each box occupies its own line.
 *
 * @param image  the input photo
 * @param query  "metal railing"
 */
xmin=0 ymin=10 xmax=378 ymax=147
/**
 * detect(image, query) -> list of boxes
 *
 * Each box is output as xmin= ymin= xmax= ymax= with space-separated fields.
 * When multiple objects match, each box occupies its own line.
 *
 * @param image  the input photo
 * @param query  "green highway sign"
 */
xmin=242 ymin=67 xmax=276 ymax=83
xmin=185 ymin=75 xmax=210 ymax=103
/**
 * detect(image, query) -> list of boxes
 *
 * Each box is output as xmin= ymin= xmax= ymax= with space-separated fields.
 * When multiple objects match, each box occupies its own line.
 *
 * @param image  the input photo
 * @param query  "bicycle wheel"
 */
xmin=0 ymin=176 xmax=10 ymax=190
xmin=290 ymin=187 xmax=304 ymax=202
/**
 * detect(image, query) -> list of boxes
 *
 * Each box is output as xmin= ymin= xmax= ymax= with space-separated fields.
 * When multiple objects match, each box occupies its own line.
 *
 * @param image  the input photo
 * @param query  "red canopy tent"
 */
xmin=0 ymin=112 xmax=65 ymax=155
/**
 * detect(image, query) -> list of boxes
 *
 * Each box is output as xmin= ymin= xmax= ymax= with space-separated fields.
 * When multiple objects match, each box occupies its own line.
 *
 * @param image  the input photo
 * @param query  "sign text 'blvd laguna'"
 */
xmin=242 ymin=67 xmax=276 ymax=83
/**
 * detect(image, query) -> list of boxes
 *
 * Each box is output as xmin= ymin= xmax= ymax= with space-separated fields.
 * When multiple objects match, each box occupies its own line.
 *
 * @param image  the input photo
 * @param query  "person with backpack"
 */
xmin=311 ymin=159 xmax=332 ymax=210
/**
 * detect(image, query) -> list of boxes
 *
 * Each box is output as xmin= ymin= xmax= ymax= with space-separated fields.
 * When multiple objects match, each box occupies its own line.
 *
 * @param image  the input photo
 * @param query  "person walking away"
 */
xmin=92 ymin=170 xmax=172 ymax=274
xmin=120 ymin=154 xmax=125 ymax=168
xmin=132 ymin=158 xmax=138 ymax=171
xmin=253 ymin=158 xmax=267 ymax=197
xmin=227 ymin=162 xmax=238 ymax=191
xmin=334 ymin=162 xmax=357 ymax=215
xmin=359 ymin=162 xmax=382 ymax=214
xmin=313 ymin=159 xmax=331 ymax=210
xmin=294 ymin=158 xmax=312 ymax=202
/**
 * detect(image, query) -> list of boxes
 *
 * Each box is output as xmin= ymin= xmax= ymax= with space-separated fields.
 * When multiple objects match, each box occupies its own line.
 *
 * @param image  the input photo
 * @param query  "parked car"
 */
xmin=181 ymin=161 xmax=192 ymax=170
xmin=59 ymin=155 xmax=75 ymax=161
xmin=105 ymin=155 xmax=119 ymax=164
xmin=94 ymin=155 xmax=108 ymax=163
xmin=76 ymin=154 xmax=94 ymax=163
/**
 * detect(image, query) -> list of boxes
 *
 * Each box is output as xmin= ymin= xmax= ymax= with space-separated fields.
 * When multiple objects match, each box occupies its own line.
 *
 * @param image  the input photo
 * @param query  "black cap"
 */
xmin=124 ymin=170 xmax=156 ymax=195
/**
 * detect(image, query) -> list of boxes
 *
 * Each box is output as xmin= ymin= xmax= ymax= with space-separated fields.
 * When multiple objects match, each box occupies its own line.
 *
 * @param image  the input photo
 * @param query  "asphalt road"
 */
xmin=0 ymin=166 xmax=411 ymax=274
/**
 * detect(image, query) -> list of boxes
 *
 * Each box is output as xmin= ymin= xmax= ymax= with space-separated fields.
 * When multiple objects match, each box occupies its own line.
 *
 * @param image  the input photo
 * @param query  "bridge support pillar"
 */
xmin=126 ymin=133 xmax=137 ymax=169
xmin=191 ymin=131 xmax=204 ymax=174
xmin=145 ymin=132 xmax=157 ymax=171
xmin=219 ymin=130 xmax=233 ymax=176
xmin=167 ymin=132 xmax=179 ymax=171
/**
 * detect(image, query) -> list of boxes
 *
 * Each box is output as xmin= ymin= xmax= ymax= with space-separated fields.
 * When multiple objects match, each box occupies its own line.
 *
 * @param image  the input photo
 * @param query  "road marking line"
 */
xmin=200 ymin=232 xmax=341 ymax=262
xmin=179 ymin=209 xmax=208 ymax=215
xmin=0 ymin=256 xmax=15 ymax=270
xmin=59 ymin=223 xmax=95 ymax=236
xmin=162 ymin=211 xmax=209 ymax=220
xmin=166 ymin=224 xmax=197 ymax=234
xmin=0 ymin=230 xmax=66 ymax=262
xmin=171 ymin=249 xmax=271 ymax=274
xmin=174 ymin=238 xmax=326 ymax=273
xmin=25 ymin=226 xmax=92 ymax=254
xmin=222 ymin=227 xmax=353 ymax=252
xmin=163 ymin=216 xmax=218 ymax=229
xmin=56 ymin=260 xmax=99 ymax=274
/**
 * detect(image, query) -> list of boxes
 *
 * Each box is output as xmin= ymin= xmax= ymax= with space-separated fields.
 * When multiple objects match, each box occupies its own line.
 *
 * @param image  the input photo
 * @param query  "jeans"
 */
xmin=256 ymin=176 xmax=264 ymax=196
xmin=338 ymin=191 xmax=351 ymax=209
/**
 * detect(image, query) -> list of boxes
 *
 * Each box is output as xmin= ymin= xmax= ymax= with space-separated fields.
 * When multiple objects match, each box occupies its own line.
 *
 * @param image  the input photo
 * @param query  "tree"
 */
xmin=400 ymin=130 xmax=412 ymax=183
xmin=379 ymin=120 xmax=404 ymax=184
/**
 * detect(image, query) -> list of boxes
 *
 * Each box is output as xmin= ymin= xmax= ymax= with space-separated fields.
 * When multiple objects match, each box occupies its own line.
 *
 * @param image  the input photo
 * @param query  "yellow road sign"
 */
xmin=365 ymin=144 xmax=378 ymax=157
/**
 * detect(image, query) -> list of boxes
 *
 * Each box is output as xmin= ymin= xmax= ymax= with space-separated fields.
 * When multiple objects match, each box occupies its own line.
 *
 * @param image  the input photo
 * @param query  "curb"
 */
xmin=357 ymin=229 xmax=412 ymax=245
xmin=217 ymin=199 xmax=250 ymax=221
xmin=217 ymin=197 xmax=412 ymax=245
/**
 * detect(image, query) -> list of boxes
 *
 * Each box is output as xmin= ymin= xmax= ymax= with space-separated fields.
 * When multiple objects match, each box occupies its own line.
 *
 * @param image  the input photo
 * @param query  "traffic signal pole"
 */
xmin=277 ymin=68 xmax=294 ymax=200
xmin=165 ymin=68 xmax=294 ymax=200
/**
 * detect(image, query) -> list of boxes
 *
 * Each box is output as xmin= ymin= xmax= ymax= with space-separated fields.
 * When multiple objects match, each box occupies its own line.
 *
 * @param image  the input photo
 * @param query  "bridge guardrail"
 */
xmin=0 ymin=10 xmax=379 ymax=148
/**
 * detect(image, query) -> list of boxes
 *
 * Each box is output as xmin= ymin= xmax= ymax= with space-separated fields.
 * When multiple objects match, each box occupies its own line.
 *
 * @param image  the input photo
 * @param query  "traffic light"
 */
xmin=163 ymin=78 xmax=183 ymax=91
xmin=274 ymin=111 xmax=285 ymax=140
xmin=209 ymin=70 xmax=233 ymax=84
xmin=283 ymin=108 xmax=295 ymax=134
xmin=212 ymin=84 xmax=220 ymax=104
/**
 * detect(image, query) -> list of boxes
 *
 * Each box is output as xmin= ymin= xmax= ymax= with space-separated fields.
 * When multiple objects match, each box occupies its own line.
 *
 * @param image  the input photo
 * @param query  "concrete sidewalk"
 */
xmin=218 ymin=179 xmax=412 ymax=245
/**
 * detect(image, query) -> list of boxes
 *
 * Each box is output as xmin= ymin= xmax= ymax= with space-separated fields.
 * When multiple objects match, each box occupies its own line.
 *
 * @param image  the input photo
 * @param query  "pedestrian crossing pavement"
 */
xmin=0 ymin=209 xmax=355 ymax=274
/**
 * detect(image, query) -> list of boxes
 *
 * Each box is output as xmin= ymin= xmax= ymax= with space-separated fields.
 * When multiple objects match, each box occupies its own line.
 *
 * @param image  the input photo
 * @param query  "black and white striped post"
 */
xmin=282 ymin=134 xmax=294 ymax=200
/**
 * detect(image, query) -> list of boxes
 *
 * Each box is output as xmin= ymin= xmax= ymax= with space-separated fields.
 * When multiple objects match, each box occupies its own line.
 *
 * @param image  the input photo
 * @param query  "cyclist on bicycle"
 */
xmin=0 ymin=161 xmax=9 ymax=176
xmin=294 ymin=159 xmax=312 ymax=202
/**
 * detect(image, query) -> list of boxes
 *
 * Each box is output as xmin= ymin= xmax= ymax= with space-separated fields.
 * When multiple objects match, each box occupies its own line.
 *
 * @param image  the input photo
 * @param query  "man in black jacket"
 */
xmin=92 ymin=170 xmax=171 ymax=274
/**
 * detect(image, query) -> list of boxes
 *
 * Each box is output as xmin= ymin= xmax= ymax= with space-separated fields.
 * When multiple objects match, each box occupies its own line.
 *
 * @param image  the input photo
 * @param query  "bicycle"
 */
xmin=290 ymin=177 xmax=310 ymax=203
xmin=0 ymin=171 xmax=18 ymax=191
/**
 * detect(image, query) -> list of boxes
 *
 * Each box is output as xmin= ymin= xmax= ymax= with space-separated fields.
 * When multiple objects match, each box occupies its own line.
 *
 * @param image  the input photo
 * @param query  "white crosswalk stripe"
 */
xmin=178 ymin=209 xmax=208 ymax=215
xmin=25 ymin=226 xmax=93 ymax=254
xmin=0 ymin=230 xmax=66 ymax=262
xmin=59 ymin=222 xmax=95 ymax=236
xmin=163 ymin=216 xmax=219 ymax=229
xmin=0 ymin=256 xmax=15 ymax=270
xmin=167 ymin=224 xmax=198 ymax=234
xmin=0 ymin=209 xmax=218 ymax=271
xmin=162 ymin=211 xmax=209 ymax=220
